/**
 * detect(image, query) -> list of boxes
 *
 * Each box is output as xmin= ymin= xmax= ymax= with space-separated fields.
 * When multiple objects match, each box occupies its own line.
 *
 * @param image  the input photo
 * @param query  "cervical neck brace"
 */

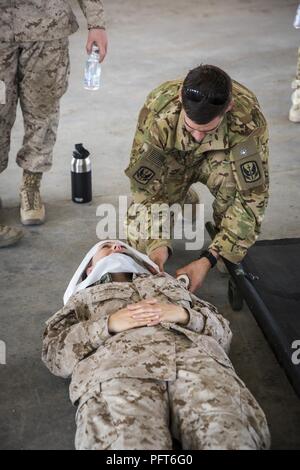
xmin=63 ymin=240 xmax=160 ymax=305
xmin=73 ymin=253 xmax=150 ymax=297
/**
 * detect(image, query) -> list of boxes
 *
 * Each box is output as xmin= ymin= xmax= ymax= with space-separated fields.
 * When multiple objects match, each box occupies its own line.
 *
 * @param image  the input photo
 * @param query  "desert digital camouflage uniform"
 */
xmin=0 ymin=1 xmax=105 ymax=173
xmin=42 ymin=274 xmax=270 ymax=450
xmin=125 ymin=79 xmax=269 ymax=264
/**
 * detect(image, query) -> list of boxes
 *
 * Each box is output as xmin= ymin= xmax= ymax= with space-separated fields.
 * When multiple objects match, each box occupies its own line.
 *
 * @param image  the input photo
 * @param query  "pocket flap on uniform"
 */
xmin=157 ymin=278 xmax=192 ymax=304
xmin=88 ymin=284 xmax=134 ymax=304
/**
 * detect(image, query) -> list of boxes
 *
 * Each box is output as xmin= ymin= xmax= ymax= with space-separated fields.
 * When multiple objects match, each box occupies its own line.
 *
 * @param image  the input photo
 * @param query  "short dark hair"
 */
xmin=182 ymin=64 xmax=232 ymax=125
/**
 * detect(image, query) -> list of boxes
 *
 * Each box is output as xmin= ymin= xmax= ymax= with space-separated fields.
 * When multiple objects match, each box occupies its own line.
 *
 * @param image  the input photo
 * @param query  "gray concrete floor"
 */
xmin=0 ymin=0 xmax=300 ymax=450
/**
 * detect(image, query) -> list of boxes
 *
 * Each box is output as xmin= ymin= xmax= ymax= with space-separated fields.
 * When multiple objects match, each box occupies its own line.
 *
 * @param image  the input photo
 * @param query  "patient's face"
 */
xmin=86 ymin=242 xmax=126 ymax=275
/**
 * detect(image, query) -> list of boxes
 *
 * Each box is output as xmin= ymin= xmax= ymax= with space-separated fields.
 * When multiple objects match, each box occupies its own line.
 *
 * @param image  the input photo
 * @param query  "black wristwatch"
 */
xmin=199 ymin=250 xmax=218 ymax=268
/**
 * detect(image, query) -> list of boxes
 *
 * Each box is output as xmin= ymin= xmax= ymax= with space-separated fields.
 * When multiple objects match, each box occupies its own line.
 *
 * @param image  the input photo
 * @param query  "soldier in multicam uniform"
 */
xmin=42 ymin=240 xmax=270 ymax=450
xmin=0 ymin=1 xmax=107 ymax=248
xmin=289 ymin=3 xmax=300 ymax=122
xmin=125 ymin=65 xmax=269 ymax=292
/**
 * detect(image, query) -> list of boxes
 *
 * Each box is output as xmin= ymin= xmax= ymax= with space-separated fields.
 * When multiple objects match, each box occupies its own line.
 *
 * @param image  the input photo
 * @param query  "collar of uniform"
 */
xmin=174 ymin=109 xmax=194 ymax=151
xmin=175 ymin=109 xmax=230 ymax=153
xmin=198 ymin=116 xmax=230 ymax=153
xmin=90 ymin=272 xmax=150 ymax=287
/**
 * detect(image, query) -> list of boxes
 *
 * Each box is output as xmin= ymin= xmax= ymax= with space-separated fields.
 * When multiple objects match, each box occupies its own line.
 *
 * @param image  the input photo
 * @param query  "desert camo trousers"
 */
xmin=0 ymin=38 xmax=70 ymax=174
xmin=75 ymin=341 xmax=270 ymax=450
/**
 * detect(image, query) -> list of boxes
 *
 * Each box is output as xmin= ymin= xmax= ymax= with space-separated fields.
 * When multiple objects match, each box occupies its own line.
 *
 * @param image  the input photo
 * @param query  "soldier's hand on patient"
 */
xmin=86 ymin=29 xmax=108 ymax=62
xmin=128 ymin=299 xmax=189 ymax=326
xmin=108 ymin=299 xmax=161 ymax=334
xmin=149 ymin=246 xmax=169 ymax=272
xmin=176 ymin=257 xmax=211 ymax=293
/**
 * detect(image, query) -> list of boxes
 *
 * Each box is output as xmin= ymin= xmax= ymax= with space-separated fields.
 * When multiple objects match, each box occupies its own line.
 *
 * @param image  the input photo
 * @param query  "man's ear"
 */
xmin=226 ymin=99 xmax=234 ymax=113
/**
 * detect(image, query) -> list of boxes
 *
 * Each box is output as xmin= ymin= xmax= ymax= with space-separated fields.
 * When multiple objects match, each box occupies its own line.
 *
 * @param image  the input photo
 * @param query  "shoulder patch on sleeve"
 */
xmin=230 ymin=137 xmax=265 ymax=192
xmin=125 ymin=145 xmax=166 ymax=190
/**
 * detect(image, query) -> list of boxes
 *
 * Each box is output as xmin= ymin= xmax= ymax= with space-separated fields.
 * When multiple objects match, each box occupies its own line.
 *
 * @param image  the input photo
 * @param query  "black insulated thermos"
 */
xmin=71 ymin=143 xmax=92 ymax=203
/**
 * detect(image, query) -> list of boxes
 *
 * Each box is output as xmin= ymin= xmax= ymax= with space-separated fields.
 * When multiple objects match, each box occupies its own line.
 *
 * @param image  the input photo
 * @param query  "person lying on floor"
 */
xmin=42 ymin=240 xmax=270 ymax=450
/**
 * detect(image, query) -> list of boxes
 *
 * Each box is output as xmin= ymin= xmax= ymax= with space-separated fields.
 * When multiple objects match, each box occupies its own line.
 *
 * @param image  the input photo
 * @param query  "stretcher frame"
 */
xmin=205 ymin=222 xmax=300 ymax=398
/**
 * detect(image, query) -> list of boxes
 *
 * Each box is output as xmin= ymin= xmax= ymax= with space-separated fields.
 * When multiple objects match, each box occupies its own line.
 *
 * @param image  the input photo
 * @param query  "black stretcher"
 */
xmin=206 ymin=222 xmax=300 ymax=398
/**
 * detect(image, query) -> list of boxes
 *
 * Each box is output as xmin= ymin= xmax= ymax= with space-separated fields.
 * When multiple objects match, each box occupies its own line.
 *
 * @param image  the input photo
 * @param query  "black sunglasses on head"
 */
xmin=183 ymin=87 xmax=227 ymax=106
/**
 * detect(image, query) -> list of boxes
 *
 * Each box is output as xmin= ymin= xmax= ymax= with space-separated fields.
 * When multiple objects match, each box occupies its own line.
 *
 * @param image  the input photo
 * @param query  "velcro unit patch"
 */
xmin=231 ymin=137 xmax=265 ymax=192
xmin=126 ymin=145 xmax=166 ymax=189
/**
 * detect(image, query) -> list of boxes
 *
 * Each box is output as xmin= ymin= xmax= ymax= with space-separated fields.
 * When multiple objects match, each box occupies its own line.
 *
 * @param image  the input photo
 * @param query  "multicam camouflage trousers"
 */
xmin=0 ymin=38 xmax=70 ymax=174
xmin=75 ymin=341 xmax=271 ymax=450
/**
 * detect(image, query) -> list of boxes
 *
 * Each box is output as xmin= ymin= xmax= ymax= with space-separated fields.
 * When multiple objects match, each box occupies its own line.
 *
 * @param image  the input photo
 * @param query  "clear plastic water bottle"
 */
xmin=294 ymin=4 xmax=300 ymax=29
xmin=84 ymin=44 xmax=101 ymax=90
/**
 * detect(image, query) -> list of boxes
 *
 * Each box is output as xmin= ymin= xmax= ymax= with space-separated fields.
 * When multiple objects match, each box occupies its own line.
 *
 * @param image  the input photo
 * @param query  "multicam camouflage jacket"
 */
xmin=42 ymin=274 xmax=232 ymax=404
xmin=0 ymin=0 xmax=105 ymax=43
xmin=125 ymin=79 xmax=269 ymax=264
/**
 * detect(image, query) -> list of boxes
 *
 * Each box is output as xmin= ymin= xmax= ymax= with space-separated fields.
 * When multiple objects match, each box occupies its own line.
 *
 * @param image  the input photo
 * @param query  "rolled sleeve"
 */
xmin=78 ymin=0 xmax=106 ymax=29
xmin=42 ymin=298 xmax=112 ymax=378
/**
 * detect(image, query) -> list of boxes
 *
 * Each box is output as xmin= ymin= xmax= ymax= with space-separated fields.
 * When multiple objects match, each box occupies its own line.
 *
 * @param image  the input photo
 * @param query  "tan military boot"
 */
xmin=0 ymin=224 xmax=24 ymax=248
xmin=289 ymin=81 xmax=300 ymax=123
xmin=20 ymin=170 xmax=45 ymax=225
